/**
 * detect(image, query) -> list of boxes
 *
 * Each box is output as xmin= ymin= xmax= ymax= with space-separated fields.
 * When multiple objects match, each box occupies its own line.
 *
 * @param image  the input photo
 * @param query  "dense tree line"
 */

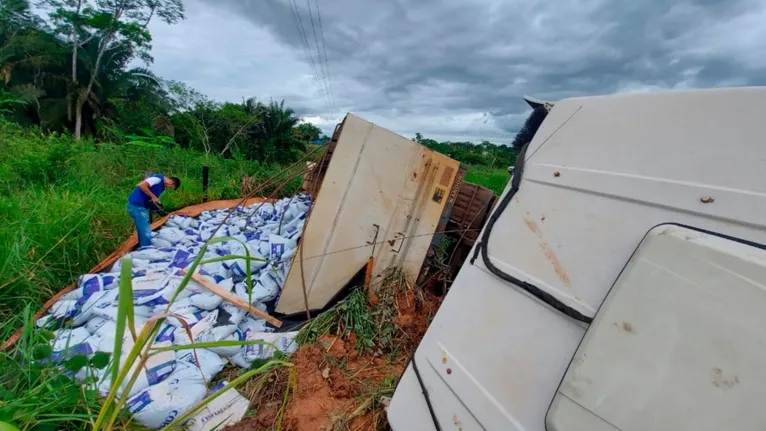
xmin=413 ymin=133 xmax=517 ymax=169
xmin=0 ymin=0 xmax=325 ymax=164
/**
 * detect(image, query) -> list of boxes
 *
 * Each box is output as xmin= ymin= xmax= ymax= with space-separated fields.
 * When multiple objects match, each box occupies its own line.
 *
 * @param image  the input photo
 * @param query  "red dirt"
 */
xmin=348 ymin=412 xmax=376 ymax=430
xmin=318 ymin=334 xmax=348 ymax=359
xmin=226 ymin=288 xmax=442 ymax=431
xmin=283 ymin=344 xmax=357 ymax=430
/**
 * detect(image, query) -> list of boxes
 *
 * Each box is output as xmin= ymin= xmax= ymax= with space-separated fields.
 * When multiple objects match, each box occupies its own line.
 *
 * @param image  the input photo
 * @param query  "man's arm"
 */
xmin=138 ymin=177 xmax=161 ymax=203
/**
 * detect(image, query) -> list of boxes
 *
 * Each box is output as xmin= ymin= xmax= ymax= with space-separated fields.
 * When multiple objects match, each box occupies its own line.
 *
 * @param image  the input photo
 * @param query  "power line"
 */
xmin=305 ymin=0 xmax=335 ymax=118
xmin=313 ymin=0 xmax=340 ymax=121
xmin=297 ymin=228 xmax=482 ymax=262
xmin=288 ymin=0 xmax=332 ymax=116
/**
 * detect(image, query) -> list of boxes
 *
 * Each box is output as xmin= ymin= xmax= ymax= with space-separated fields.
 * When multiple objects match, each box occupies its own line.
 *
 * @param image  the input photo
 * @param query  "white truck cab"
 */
xmin=388 ymin=87 xmax=766 ymax=430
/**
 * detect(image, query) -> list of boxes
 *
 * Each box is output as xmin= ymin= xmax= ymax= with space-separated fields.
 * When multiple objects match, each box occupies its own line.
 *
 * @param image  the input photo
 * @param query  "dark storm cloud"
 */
xmin=176 ymin=0 xmax=766 ymax=141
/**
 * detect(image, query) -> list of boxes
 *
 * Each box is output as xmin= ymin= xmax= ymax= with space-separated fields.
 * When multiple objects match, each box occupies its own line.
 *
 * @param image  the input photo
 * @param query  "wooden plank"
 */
xmin=181 ymin=269 xmax=283 ymax=328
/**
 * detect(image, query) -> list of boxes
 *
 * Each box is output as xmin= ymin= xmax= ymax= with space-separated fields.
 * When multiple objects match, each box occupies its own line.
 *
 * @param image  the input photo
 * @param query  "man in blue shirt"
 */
xmin=127 ymin=173 xmax=181 ymax=247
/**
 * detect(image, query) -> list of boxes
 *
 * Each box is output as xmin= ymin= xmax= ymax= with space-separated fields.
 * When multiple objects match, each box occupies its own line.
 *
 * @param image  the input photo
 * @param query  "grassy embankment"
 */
xmin=464 ymin=164 xmax=510 ymax=195
xmin=0 ymin=121 xmax=302 ymax=337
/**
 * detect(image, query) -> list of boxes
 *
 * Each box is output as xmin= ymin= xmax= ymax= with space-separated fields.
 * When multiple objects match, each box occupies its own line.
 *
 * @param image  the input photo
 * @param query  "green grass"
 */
xmin=296 ymin=272 xmax=404 ymax=354
xmin=0 ymin=119 xmax=302 ymax=430
xmin=464 ymin=165 xmax=510 ymax=195
xmin=0 ymin=121 xmax=300 ymax=339
xmin=0 ymin=305 xmax=116 ymax=431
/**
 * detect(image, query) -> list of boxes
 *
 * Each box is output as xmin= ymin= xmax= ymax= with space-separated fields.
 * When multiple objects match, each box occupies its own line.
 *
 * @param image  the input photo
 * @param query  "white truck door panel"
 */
xmin=549 ymin=225 xmax=766 ymax=431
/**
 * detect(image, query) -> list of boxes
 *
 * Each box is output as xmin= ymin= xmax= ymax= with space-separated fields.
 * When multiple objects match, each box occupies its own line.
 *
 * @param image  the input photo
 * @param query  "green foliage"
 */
xmin=415 ymin=132 xmax=518 ymax=170
xmin=297 ymin=285 xmax=399 ymax=354
xmin=0 ymin=119 xmax=303 ymax=430
xmin=0 ymin=88 xmax=25 ymax=114
xmin=413 ymin=133 xmax=515 ymax=194
xmin=170 ymin=97 xmax=306 ymax=164
xmin=0 ymin=119 xmax=301 ymax=330
xmin=294 ymin=122 xmax=322 ymax=142
xmin=40 ymin=0 xmax=185 ymax=137
xmin=90 ymin=351 xmax=110 ymax=369
xmin=1 ymin=2 xmax=317 ymax=166
xmin=0 ymin=306 xmax=103 ymax=430
xmin=464 ymin=165 xmax=511 ymax=195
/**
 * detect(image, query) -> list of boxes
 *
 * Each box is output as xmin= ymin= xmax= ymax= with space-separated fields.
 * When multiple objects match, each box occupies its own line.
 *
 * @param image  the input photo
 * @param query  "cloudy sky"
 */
xmin=143 ymin=0 xmax=766 ymax=143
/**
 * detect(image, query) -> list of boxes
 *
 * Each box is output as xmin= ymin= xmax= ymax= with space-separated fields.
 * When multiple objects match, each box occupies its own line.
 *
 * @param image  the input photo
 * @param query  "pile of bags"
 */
xmin=37 ymin=195 xmax=312 ymax=429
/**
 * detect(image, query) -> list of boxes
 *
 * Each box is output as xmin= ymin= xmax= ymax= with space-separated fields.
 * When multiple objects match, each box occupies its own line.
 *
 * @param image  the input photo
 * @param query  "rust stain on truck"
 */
xmin=524 ymin=218 xmax=572 ymax=288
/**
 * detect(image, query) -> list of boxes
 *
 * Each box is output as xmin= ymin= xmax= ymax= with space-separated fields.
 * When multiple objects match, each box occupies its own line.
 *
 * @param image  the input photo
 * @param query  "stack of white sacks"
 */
xmin=38 ymin=195 xmax=312 ymax=429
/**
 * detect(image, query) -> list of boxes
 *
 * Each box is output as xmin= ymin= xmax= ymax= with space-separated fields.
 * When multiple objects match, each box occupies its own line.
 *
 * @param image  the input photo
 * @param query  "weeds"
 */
xmin=0 ymin=120 xmax=301 ymax=333
xmin=298 ymin=271 xmax=415 ymax=355
xmin=297 ymin=287 xmax=397 ymax=354
xmin=342 ymin=377 xmax=397 ymax=429
xmin=0 ymin=118 xmax=302 ymax=429
xmin=0 ymin=306 xmax=119 ymax=430
xmin=464 ymin=164 xmax=510 ymax=195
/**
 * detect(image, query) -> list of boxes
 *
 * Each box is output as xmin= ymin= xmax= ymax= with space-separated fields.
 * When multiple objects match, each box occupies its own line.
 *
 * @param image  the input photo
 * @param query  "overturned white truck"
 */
xmin=389 ymin=88 xmax=766 ymax=431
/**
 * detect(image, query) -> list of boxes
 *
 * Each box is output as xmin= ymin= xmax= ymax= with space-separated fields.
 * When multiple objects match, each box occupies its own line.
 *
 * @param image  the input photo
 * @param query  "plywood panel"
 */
xmin=396 ymin=150 xmax=460 ymax=278
xmin=372 ymin=149 xmax=461 ymax=284
xmin=276 ymin=115 xmax=372 ymax=313
xmin=277 ymin=114 xmax=456 ymax=314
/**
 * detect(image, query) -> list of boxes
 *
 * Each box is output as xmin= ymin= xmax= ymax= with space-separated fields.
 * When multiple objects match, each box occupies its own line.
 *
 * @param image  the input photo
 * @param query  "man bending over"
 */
xmin=127 ymin=173 xmax=180 ymax=247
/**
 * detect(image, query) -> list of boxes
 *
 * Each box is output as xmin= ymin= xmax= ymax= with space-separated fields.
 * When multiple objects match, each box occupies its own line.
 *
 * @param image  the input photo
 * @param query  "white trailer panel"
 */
xmin=277 ymin=114 xmax=460 ymax=315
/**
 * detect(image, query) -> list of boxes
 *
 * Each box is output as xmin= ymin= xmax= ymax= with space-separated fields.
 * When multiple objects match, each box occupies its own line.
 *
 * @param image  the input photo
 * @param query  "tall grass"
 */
xmin=464 ymin=165 xmax=510 ymax=195
xmin=0 ymin=305 xmax=112 ymax=430
xmin=0 ymin=121 xmax=300 ymax=337
xmin=0 ymin=118 xmax=300 ymax=429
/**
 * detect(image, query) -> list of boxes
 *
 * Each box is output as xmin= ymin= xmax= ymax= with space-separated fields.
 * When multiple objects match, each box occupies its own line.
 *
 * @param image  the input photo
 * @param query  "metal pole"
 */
xmin=202 ymin=165 xmax=209 ymax=202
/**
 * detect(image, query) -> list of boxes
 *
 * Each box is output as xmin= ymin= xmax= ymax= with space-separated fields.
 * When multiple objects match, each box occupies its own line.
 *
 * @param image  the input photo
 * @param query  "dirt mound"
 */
xmin=226 ymin=286 xmax=442 ymax=431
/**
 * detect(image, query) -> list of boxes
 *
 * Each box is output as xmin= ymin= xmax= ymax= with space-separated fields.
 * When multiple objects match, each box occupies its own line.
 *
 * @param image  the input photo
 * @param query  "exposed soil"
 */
xmin=226 ymin=286 xmax=442 ymax=431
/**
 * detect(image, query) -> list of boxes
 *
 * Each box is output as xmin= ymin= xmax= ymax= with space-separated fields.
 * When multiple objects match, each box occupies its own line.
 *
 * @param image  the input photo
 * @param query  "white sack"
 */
xmin=230 ymin=331 xmax=298 ymax=368
xmin=176 ymin=348 xmax=226 ymax=382
xmin=126 ymin=362 xmax=207 ymax=429
xmin=184 ymin=382 xmax=250 ymax=431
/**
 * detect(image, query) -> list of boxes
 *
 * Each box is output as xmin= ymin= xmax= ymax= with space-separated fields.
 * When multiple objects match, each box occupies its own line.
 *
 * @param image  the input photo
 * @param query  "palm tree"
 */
xmin=256 ymin=100 xmax=299 ymax=140
xmin=242 ymin=96 xmax=263 ymax=115
xmin=0 ymin=0 xmax=63 ymax=123
xmin=250 ymin=99 xmax=302 ymax=163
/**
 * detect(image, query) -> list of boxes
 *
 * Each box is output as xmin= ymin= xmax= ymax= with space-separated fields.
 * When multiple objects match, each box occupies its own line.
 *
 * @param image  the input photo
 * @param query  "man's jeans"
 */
xmin=127 ymin=203 xmax=152 ymax=247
